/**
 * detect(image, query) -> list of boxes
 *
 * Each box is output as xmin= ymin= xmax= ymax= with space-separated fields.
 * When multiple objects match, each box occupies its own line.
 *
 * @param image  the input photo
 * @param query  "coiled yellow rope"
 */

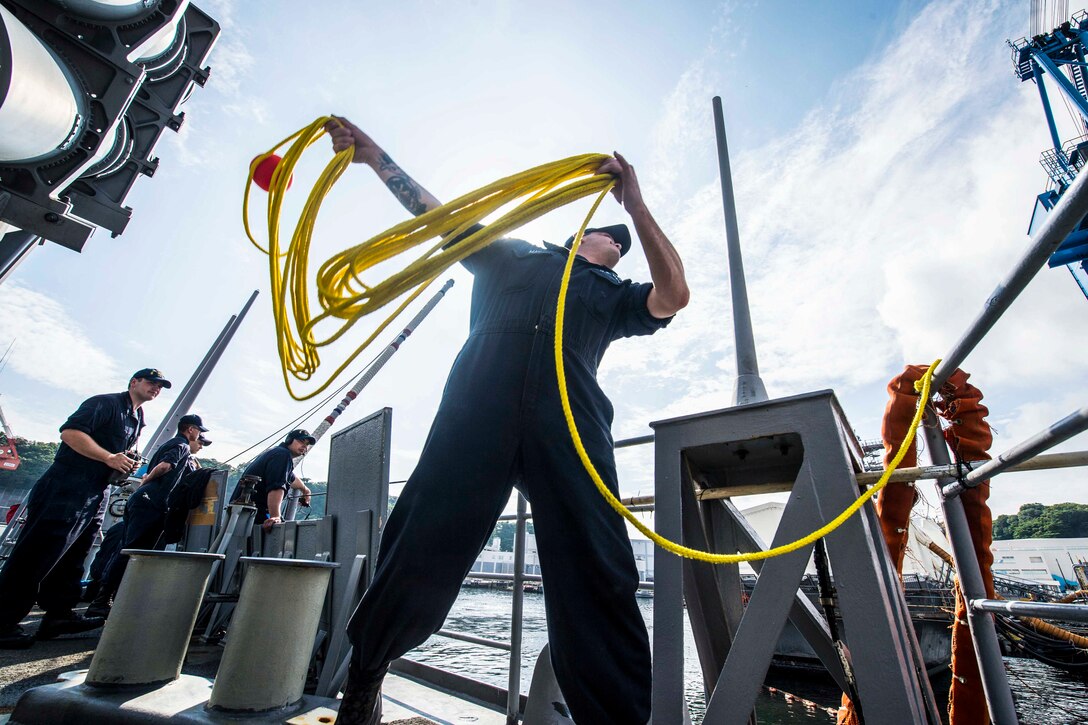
xmin=246 ymin=118 xmax=939 ymax=563
xmin=244 ymin=116 xmax=614 ymax=400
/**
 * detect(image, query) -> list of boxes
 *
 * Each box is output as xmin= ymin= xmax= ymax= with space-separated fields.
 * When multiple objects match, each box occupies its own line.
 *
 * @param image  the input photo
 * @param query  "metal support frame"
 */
xmin=1034 ymin=63 xmax=1068 ymax=165
xmin=925 ymin=420 xmax=1019 ymax=724
xmin=651 ymin=391 xmax=940 ymax=725
xmin=1032 ymin=52 xmax=1088 ymax=126
xmin=199 ymin=503 xmax=257 ymax=641
xmin=316 ymin=554 xmax=367 ymax=697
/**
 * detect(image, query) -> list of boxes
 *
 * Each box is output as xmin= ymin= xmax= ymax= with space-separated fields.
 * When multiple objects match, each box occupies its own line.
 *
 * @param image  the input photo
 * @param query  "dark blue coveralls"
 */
xmin=347 ymin=235 xmax=670 ymax=724
xmin=229 ymin=442 xmax=296 ymax=522
xmin=0 ymin=392 xmax=143 ymax=627
xmin=98 ymin=434 xmax=191 ymax=598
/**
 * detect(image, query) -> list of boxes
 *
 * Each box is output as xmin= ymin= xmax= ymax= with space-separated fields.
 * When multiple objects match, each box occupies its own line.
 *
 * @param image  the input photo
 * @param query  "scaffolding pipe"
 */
xmin=932 ymin=157 xmax=1088 ymax=389
xmin=943 ymin=406 xmax=1088 ymax=497
xmin=972 ymin=598 xmax=1088 ymax=622
xmin=924 ymin=416 xmax=1019 ymax=725
xmin=856 ymin=450 xmax=1088 ymax=486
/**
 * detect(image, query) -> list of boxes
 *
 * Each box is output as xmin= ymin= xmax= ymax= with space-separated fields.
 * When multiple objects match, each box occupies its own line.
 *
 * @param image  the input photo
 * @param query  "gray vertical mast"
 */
xmin=141 ymin=290 xmax=259 ymax=456
xmin=714 ymin=96 xmax=769 ymax=405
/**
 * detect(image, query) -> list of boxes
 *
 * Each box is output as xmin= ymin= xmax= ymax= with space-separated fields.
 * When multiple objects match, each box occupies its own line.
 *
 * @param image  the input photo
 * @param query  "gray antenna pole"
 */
xmin=141 ymin=290 xmax=259 ymax=456
xmin=713 ymin=96 xmax=769 ymax=405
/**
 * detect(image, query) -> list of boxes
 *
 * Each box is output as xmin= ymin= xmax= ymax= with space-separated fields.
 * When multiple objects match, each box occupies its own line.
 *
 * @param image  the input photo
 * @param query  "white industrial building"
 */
xmin=991 ymin=537 xmax=1088 ymax=590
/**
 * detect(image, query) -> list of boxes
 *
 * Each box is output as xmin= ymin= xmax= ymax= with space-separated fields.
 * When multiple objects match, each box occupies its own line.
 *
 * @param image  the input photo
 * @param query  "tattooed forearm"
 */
xmin=385 ymin=175 xmax=428 ymax=216
xmin=377 ymin=152 xmax=399 ymax=173
xmin=370 ymin=150 xmax=442 ymax=216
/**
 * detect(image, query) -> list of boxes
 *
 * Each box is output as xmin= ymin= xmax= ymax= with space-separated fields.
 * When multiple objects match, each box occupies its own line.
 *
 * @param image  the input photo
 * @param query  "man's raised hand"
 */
xmin=325 ymin=116 xmax=380 ymax=164
xmin=598 ymin=152 xmax=645 ymax=212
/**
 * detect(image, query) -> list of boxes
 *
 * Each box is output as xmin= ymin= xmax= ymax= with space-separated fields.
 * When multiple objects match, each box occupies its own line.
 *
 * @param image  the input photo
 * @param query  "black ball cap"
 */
xmin=286 ymin=429 xmax=317 ymax=445
xmin=564 ymin=224 xmax=632 ymax=257
xmin=179 ymin=413 xmax=209 ymax=432
xmin=132 ymin=368 xmax=172 ymax=388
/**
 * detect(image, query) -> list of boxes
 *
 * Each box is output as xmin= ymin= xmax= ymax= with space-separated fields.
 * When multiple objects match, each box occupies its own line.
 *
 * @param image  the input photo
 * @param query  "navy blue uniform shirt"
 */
xmin=55 ymin=391 xmax=144 ymax=477
xmin=135 ymin=434 xmax=191 ymax=509
xmin=462 ymin=236 xmax=669 ymax=364
xmin=232 ymin=443 xmax=295 ymax=520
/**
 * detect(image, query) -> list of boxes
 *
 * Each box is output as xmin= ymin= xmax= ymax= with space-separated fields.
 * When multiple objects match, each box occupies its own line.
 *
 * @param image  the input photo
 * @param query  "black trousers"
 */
xmin=99 ymin=493 xmax=167 ymax=599
xmin=88 ymin=521 xmax=125 ymax=584
xmin=0 ymin=463 xmax=108 ymax=627
xmin=346 ymin=334 xmax=651 ymax=724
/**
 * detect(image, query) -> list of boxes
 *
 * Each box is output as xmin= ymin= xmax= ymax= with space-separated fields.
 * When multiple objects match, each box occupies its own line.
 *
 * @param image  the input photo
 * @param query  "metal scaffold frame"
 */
xmin=914 ymin=140 xmax=1088 ymax=724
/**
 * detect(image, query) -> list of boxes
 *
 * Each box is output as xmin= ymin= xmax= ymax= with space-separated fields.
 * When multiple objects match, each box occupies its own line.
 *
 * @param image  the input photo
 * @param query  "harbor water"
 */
xmin=409 ymin=587 xmax=1087 ymax=724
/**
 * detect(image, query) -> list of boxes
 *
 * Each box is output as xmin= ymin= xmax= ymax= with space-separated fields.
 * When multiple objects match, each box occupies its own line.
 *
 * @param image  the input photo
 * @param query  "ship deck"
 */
xmin=0 ymin=607 xmax=503 ymax=724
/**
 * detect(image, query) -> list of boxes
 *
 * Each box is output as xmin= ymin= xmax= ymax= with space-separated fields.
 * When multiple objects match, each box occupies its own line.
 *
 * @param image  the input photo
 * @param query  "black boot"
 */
xmin=0 ymin=625 xmax=34 ymax=649
xmin=86 ymin=591 xmax=112 ymax=620
xmin=35 ymin=609 xmax=105 ymax=640
xmin=337 ymin=664 xmax=387 ymax=725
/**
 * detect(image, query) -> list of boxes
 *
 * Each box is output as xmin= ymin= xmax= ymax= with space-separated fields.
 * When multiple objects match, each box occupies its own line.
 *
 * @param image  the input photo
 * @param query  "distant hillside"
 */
xmin=993 ymin=503 xmax=1088 ymax=540
xmin=1 ymin=438 xmax=59 ymax=491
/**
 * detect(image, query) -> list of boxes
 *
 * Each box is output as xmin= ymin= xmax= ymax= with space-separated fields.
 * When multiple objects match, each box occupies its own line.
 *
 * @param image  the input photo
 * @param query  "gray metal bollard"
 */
xmin=208 ymin=557 xmax=338 ymax=712
xmin=86 ymin=550 xmax=224 ymax=688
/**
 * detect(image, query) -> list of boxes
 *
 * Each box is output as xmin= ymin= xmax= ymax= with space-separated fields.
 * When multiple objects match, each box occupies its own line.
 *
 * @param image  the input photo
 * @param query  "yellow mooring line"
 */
xmin=245 ymin=117 xmax=940 ymax=562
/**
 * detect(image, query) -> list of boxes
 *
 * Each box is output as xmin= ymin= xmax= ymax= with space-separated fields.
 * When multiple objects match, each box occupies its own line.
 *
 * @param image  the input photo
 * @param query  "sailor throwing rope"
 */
xmin=327 ymin=117 xmax=689 ymax=725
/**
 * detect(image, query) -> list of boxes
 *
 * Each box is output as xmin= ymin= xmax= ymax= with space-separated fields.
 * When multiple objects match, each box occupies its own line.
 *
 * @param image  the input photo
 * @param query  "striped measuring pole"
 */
xmin=283 ymin=278 xmax=455 ymax=521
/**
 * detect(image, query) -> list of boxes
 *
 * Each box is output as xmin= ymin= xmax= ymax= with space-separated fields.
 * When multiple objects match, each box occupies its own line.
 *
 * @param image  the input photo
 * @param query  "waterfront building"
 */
xmin=990 ymin=538 xmax=1088 ymax=590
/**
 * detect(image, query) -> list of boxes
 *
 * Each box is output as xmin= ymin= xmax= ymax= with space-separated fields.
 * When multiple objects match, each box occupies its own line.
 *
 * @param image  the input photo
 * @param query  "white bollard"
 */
xmin=208 ymin=557 xmax=338 ymax=712
xmin=86 ymin=550 xmax=224 ymax=688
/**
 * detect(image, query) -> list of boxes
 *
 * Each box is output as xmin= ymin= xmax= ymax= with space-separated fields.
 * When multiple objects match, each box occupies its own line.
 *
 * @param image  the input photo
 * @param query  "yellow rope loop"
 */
xmin=247 ymin=118 xmax=941 ymax=564
xmin=553 ymin=240 xmax=941 ymax=563
xmin=243 ymin=117 xmax=613 ymax=400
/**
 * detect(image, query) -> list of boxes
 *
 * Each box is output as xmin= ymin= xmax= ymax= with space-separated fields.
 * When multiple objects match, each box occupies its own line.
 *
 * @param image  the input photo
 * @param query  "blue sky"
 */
xmin=3 ymin=0 xmax=1086 ymax=522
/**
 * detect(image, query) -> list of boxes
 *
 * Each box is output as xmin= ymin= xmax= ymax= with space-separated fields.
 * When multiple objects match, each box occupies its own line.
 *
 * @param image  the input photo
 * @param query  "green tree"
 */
xmin=992 ymin=502 xmax=1088 ymax=540
xmin=0 ymin=438 xmax=59 ymax=491
xmin=487 ymin=520 xmax=535 ymax=551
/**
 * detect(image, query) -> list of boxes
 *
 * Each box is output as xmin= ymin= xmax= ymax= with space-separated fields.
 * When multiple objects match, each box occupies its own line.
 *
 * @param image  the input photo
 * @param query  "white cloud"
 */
xmin=0 ymin=284 xmax=120 ymax=395
xmin=603 ymin=0 xmax=1088 ymax=519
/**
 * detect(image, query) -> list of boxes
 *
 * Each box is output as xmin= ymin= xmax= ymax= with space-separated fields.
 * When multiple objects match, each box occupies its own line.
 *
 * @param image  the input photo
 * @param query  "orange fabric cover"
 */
xmin=838 ymin=367 xmax=994 ymax=725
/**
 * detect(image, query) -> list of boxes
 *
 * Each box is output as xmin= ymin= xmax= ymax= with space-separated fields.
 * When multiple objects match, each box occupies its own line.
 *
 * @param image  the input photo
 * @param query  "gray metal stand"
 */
xmin=651 ymin=390 xmax=941 ymax=725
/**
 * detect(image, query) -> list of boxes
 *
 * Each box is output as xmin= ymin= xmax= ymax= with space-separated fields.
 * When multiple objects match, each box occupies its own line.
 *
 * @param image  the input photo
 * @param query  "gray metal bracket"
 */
xmin=651 ymin=390 xmax=941 ymax=725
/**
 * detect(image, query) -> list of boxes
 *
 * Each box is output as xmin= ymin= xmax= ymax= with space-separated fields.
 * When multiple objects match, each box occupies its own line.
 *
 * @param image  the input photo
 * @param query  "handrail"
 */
xmin=972 ymin=599 xmax=1088 ymax=622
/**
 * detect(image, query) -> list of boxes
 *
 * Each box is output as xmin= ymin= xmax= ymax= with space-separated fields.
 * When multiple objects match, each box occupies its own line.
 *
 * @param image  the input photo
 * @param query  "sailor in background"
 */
xmin=230 ymin=429 xmax=314 ymax=530
xmin=0 ymin=368 xmax=169 ymax=649
xmin=326 ymin=118 xmax=688 ymax=725
xmin=88 ymin=414 xmax=211 ymax=618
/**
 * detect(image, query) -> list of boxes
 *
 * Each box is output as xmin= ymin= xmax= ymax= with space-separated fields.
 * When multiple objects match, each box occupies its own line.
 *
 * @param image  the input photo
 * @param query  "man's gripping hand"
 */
xmin=597 ymin=152 xmax=645 ymax=213
xmin=325 ymin=116 xmax=381 ymax=165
